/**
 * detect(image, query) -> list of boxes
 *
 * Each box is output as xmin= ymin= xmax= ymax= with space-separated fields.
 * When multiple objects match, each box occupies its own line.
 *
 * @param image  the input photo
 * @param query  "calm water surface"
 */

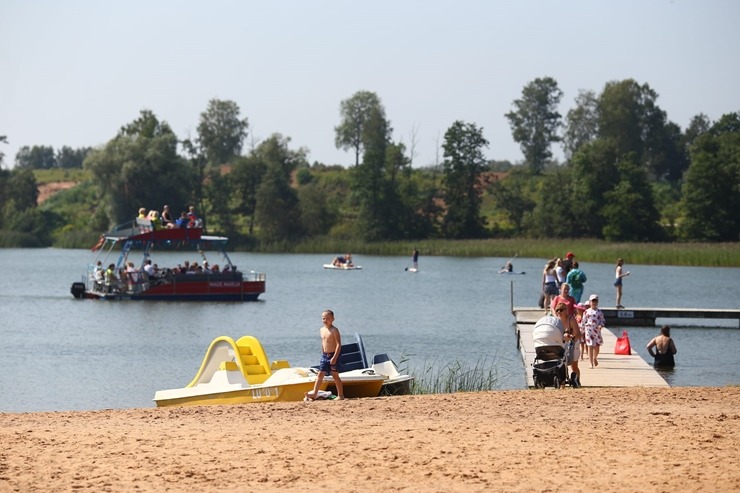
xmin=1 ymin=248 xmax=738 ymax=413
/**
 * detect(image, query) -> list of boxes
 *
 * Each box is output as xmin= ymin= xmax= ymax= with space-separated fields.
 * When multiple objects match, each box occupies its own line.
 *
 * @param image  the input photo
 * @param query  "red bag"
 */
xmin=614 ymin=330 xmax=632 ymax=355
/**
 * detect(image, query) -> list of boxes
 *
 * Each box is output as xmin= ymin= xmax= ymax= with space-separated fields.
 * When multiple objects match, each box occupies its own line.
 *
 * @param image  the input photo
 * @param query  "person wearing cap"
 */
xmin=582 ymin=294 xmax=606 ymax=369
xmin=562 ymin=252 xmax=575 ymax=275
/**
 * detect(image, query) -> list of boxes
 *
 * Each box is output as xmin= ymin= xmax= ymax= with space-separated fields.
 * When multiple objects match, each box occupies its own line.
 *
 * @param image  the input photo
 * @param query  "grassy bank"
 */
xmin=261 ymin=238 xmax=740 ymax=267
xmin=20 ymin=234 xmax=739 ymax=267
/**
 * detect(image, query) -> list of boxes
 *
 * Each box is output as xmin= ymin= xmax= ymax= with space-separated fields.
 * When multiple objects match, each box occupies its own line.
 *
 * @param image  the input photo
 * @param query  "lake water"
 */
xmin=1 ymin=248 xmax=738 ymax=413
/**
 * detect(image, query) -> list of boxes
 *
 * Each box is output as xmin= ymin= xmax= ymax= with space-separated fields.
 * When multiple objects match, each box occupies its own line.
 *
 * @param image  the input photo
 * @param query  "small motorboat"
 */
xmin=336 ymin=333 xmax=414 ymax=396
xmin=153 ymin=335 xmax=386 ymax=407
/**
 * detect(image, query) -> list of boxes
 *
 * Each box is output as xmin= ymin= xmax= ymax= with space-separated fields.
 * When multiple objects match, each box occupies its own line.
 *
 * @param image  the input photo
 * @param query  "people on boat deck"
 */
xmin=305 ymin=309 xmax=345 ymax=401
xmin=147 ymin=210 xmax=163 ymax=230
xmin=187 ymin=205 xmax=202 ymax=228
xmin=104 ymin=263 xmax=119 ymax=293
xmin=143 ymin=259 xmax=155 ymax=278
xmin=175 ymin=211 xmax=189 ymax=229
xmin=93 ymin=261 xmax=104 ymax=290
xmin=161 ymin=205 xmax=173 ymax=227
xmin=125 ymin=261 xmax=140 ymax=291
xmin=137 ymin=207 xmax=147 ymax=219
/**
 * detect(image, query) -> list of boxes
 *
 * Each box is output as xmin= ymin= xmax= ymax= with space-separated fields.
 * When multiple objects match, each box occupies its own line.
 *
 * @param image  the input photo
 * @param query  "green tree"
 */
xmin=525 ymin=166 xmax=580 ymax=238
xmin=442 ymin=121 xmax=489 ymax=238
xmin=489 ymin=167 xmax=537 ymax=234
xmin=683 ymin=113 xmax=711 ymax=151
xmin=597 ymin=79 xmax=679 ymax=181
xmin=297 ymin=180 xmax=336 ymax=236
xmin=5 ymin=168 xmax=38 ymax=210
xmin=203 ymin=167 xmax=235 ymax=236
xmin=0 ymin=135 xmax=8 ymax=168
xmin=181 ymin=138 xmax=208 ymax=230
xmin=567 ymin=139 xmax=622 ymax=238
xmin=252 ymin=134 xmax=305 ymax=242
xmin=505 ymin=77 xmax=563 ymax=173
xmin=351 ymin=104 xmax=392 ymax=240
xmin=601 ymin=156 xmax=661 ymax=241
xmin=680 ymin=113 xmax=740 ymax=241
xmin=230 ymin=155 xmax=267 ymax=236
xmin=85 ymin=110 xmax=192 ymax=226
xmin=15 ymin=145 xmax=56 ymax=169
xmin=562 ymin=90 xmax=599 ymax=160
xmin=335 ymin=91 xmax=385 ymax=167
xmin=196 ymin=99 xmax=249 ymax=167
xmin=56 ymin=146 xmax=91 ymax=169
xmin=0 ymin=168 xmax=43 ymax=240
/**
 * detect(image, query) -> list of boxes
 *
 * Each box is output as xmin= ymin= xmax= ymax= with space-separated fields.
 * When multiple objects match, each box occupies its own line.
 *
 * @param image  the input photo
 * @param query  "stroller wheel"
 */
xmin=553 ymin=376 xmax=561 ymax=389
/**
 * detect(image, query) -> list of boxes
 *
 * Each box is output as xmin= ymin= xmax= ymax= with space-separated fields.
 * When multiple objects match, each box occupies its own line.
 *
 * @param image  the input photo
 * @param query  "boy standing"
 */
xmin=305 ymin=309 xmax=345 ymax=400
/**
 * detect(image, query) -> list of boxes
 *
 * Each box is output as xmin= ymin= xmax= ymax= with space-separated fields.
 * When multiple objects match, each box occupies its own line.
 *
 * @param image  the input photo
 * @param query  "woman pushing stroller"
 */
xmin=532 ymin=302 xmax=581 ymax=388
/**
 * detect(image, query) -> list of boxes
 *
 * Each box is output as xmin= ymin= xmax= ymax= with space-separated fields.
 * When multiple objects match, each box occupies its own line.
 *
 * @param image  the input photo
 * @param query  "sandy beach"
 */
xmin=1 ymin=387 xmax=738 ymax=492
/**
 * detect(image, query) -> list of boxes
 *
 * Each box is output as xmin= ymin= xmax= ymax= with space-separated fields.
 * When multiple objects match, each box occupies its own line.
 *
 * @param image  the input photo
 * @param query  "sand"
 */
xmin=1 ymin=387 xmax=738 ymax=492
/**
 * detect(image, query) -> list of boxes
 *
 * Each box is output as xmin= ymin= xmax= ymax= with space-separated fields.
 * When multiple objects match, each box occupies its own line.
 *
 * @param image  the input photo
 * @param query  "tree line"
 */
xmin=0 ymin=76 xmax=738 ymax=248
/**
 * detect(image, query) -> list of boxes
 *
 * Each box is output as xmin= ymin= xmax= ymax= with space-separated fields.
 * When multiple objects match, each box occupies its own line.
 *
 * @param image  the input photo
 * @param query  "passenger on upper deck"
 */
xmin=161 ymin=205 xmax=173 ymax=227
xmin=147 ymin=210 xmax=163 ymax=230
xmin=187 ymin=206 xmax=202 ymax=228
xmin=175 ymin=211 xmax=189 ymax=229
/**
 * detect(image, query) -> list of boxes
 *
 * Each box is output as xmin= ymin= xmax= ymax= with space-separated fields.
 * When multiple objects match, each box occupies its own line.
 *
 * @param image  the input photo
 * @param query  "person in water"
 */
xmin=647 ymin=325 xmax=677 ymax=368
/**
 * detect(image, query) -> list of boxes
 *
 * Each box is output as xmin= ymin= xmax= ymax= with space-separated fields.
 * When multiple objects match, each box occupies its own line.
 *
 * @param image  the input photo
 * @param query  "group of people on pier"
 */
xmin=536 ymin=251 xmax=676 ymax=388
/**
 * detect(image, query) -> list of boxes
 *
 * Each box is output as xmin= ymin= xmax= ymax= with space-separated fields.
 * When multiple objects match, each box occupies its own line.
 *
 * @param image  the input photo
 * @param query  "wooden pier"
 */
xmin=599 ymin=307 xmax=740 ymax=327
xmin=513 ymin=308 xmax=669 ymax=388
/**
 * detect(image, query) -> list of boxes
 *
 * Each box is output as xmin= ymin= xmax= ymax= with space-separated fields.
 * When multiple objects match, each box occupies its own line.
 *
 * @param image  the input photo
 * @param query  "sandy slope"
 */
xmin=1 ymin=387 xmax=738 ymax=492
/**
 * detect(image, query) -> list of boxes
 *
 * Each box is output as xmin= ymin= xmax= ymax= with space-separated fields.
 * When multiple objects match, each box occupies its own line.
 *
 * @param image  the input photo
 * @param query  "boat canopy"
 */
xmin=97 ymin=219 xmax=229 ymax=251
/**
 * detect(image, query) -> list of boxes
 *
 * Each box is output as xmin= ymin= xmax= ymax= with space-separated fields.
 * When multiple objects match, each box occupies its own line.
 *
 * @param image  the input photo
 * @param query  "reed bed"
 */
xmin=407 ymin=356 xmax=510 ymax=394
xmin=282 ymin=237 xmax=740 ymax=267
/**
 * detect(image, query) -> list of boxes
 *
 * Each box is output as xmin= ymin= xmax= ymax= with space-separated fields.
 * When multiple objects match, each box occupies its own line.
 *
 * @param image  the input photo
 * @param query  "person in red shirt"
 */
xmin=550 ymin=282 xmax=577 ymax=318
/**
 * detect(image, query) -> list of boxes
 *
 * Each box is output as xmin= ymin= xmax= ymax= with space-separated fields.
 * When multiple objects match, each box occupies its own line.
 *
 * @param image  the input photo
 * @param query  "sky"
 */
xmin=1 ymin=0 xmax=739 ymax=169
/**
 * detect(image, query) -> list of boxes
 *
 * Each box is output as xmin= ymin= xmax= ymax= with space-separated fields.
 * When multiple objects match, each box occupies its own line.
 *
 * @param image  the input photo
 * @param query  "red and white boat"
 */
xmin=70 ymin=219 xmax=265 ymax=301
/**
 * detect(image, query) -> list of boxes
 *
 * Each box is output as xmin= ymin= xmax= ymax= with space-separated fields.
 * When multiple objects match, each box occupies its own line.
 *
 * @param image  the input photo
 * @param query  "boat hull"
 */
xmin=154 ymin=380 xmax=317 ymax=407
xmin=80 ymin=279 xmax=265 ymax=301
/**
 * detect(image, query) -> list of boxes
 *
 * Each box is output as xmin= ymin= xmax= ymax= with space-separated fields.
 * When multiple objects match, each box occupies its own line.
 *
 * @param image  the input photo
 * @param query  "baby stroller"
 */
xmin=531 ymin=315 xmax=572 ymax=389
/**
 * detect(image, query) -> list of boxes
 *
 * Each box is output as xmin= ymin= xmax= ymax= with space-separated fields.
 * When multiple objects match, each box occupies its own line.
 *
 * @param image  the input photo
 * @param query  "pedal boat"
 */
xmin=153 ymin=335 xmax=386 ymax=407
